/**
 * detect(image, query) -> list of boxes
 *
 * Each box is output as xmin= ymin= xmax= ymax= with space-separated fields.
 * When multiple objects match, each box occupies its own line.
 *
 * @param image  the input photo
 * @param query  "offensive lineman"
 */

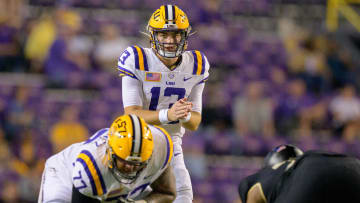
xmin=238 ymin=144 xmax=360 ymax=203
xmin=38 ymin=114 xmax=175 ymax=203
xmin=118 ymin=4 xmax=209 ymax=203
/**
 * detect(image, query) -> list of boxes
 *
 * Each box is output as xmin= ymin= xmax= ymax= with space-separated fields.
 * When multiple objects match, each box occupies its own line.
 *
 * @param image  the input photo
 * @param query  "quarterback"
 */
xmin=38 ymin=114 xmax=175 ymax=203
xmin=118 ymin=4 xmax=210 ymax=203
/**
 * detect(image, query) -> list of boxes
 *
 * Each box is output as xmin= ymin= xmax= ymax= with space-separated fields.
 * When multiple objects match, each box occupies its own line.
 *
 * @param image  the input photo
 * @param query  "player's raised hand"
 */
xmin=168 ymin=98 xmax=193 ymax=121
xmin=179 ymin=98 xmax=193 ymax=108
xmin=179 ymin=98 xmax=193 ymax=114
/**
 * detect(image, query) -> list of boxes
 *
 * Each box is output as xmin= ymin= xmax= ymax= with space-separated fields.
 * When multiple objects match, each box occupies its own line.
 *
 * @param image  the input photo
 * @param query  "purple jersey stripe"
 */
xmin=200 ymin=52 xmax=205 ymax=75
xmin=84 ymin=128 xmax=108 ymax=144
xmin=76 ymin=158 xmax=98 ymax=196
xmin=131 ymin=46 xmax=140 ymax=70
xmin=81 ymin=150 xmax=107 ymax=194
xmin=196 ymin=76 xmax=209 ymax=85
xmin=192 ymin=51 xmax=198 ymax=75
xmin=118 ymin=66 xmax=139 ymax=80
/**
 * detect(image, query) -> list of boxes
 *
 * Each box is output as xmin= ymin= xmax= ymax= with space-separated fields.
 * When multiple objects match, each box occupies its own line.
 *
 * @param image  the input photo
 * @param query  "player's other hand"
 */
xmin=168 ymin=98 xmax=193 ymax=121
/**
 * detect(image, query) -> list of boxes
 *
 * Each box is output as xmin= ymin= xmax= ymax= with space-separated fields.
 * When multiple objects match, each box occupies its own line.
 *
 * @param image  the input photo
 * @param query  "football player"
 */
xmin=238 ymin=144 xmax=360 ymax=203
xmin=118 ymin=4 xmax=209 ymax=203
xmin=38 ymin=114 xmax=175 ymax=203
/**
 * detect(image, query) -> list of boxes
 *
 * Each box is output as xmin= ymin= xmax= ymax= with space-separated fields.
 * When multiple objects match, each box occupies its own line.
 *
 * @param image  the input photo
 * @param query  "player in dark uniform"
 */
xmin=238 ymin=144 xmax=360 ymax=203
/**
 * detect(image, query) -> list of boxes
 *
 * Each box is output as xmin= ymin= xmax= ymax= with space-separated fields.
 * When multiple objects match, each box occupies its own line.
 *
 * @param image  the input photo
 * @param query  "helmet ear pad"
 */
xmin=264 ymin=144 xmax=304 ymax=167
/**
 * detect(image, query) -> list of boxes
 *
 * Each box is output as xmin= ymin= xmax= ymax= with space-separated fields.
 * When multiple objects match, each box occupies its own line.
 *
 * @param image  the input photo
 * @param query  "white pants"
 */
xmin=171 ymin=141 xmax=193 ymax=203
xmin=38 ymin=157 xmax=72 ymax=203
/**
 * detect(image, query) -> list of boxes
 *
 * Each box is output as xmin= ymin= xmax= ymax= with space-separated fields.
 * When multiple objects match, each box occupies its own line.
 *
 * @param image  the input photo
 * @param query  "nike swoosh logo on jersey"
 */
xmin=174 ymin=153 xmax=182 ymax=157
xmin=183 ymin=77 xmax=192 ymax=81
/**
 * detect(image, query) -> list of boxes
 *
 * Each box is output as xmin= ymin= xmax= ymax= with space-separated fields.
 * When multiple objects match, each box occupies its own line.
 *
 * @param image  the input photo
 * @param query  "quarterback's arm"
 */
xmin=122 ymin=76 xmax=162 ymax=125
xmin=123 ymin=76 xmax=193 ymax=125
xmin=125 ymin=101 xmax=196 ymax=127
xmin=125 ymin=105 xmax=163 ymax=125
xmin=144 ymin=166 xmax=176 ymax=203
xmin=181 ymin=111 xmax=201 ymax=131
xmin=181 ymin=83 xmax=205 ymax=131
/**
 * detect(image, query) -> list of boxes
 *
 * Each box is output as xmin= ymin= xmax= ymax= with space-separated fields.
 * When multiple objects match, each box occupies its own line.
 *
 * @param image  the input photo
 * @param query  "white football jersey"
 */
xmin=118 ymin=46 xmax=210 ymax=138
xmin=46 ymin=125 xmax=173 ymax=202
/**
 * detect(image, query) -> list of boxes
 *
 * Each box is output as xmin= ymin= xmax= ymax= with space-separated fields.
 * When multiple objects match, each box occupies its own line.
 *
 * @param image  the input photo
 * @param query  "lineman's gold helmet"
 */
xmin=107 ymin=114 xmax=153 ymax=183
xmin=147 ymin=4 xmax=192 ymax=58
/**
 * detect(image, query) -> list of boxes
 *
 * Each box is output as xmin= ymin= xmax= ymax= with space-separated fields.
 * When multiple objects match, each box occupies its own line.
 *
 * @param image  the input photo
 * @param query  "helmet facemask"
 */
xmin=149 ymin=27 xmax=190 ymax=58
xmin=107 ymin=147 xmax=149 ymax=184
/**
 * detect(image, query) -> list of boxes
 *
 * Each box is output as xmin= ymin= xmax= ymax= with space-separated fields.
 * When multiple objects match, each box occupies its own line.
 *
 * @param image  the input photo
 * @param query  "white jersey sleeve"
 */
xmin=122 ymin=76 xmax=144 ymax=108
xmin=191 ymin=50 xmax=210 ymax=86
xmin=187 ymin=50 xmax=210 ymax=113
xmin=72 ymin=150 xmax=107 ymax=200
xmin=71 ymin=129 xmax=109 ymax=200
xmin=188 ymin=83 xmax=205 ymax=113
xmin=117 ymin=46 xmax=149 ymax=80
xmin=201 ymin=53 xmax=210 ymax=82
xmin=118 ymin=46 xmax=150 ymax=108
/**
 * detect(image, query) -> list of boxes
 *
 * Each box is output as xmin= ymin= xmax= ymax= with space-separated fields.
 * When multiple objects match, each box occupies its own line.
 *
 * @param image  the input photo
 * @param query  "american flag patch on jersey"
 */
xmin=145 ymin=72 xmax=161 ymax=82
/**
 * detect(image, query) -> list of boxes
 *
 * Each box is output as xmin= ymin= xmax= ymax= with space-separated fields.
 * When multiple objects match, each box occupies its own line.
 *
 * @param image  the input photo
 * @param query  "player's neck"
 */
xmin=156 ymin=53 xmax=181 ymax=70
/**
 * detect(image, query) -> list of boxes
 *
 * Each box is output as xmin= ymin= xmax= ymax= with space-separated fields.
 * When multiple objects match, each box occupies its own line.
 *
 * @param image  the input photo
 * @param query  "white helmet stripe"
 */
xmin=129 ymin=114 xmax=142 ymax=157
xmin=167 ymin=5 xmax=174 ymax=23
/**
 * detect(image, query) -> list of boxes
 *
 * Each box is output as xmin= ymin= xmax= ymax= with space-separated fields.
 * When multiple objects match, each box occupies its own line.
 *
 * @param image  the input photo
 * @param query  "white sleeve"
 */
xmin=122 ymin=76 xmax=143 ymax=108
xmin=72 ymin=160 xmax=94 ymax=198
xmin=188 ymin=83 xmax=205 ymax=113
xmin=117 ymin=46 xmax=139 ymax=80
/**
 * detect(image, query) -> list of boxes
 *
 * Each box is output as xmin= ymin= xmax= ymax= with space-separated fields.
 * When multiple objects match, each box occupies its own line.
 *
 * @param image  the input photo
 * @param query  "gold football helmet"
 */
xmin=147 ymin=4 xmax=192 ymax=58
xmin=107 ymin=114 xmax=153 ymax=183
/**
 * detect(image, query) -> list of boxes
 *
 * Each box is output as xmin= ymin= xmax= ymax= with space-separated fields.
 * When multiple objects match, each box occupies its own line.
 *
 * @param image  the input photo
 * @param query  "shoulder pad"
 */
xmin=117 ymin=45 xmax=149 ymax=80
xmin=190 ymin=50 xmax=210 ymax=76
